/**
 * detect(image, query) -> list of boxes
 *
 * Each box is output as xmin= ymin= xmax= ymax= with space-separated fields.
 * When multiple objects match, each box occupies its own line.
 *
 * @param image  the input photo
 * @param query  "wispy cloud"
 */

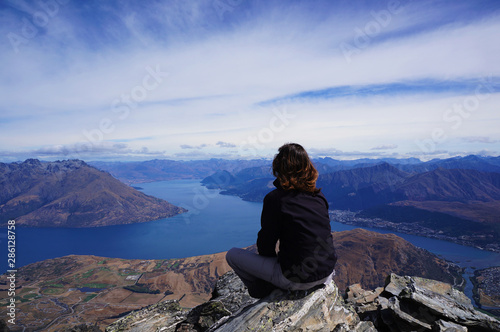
xmin=0 ymin=142 xmax=170 ymax=162
xmin=258 ymin=78 xmax=500 ymax=106
xmin=371 ymin=144 xmax=398 ymax=150
xmin=462 ymin=136 xmax=499 ymax=144
xmin=180 ymin=144 xmax=209 ymax=150
xmin=216 ymin=141 xmax=236 ymax=148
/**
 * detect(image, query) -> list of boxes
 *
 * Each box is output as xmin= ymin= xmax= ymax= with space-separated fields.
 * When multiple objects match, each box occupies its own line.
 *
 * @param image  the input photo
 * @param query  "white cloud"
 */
xmin=0 ymin=0 xmax=499 ymax=161
xmin=216 ymin=141 xmax=236 ymax=148
xmin=371 ymin=144 xmax=398 ymax=150
xmin=180 ymin=144 xmax=209 ymax=149
xmin=462 ymin=136 xmax=499 ymax=144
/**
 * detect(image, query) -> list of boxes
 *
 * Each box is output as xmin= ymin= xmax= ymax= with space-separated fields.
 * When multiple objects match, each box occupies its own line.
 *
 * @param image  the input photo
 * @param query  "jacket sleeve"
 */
xmin=257 ymin=192 xmax=281 ymax=257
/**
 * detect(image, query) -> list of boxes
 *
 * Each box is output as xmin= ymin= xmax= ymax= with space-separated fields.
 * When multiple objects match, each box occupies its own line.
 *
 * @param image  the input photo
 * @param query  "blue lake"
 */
xmin=1 ymin=179 xmax=499 ymax=302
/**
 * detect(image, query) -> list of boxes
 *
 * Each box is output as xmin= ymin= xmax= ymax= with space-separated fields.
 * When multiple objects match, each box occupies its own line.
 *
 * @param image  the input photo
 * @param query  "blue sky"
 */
xmin=1 ymin=0 xmax=500 ymax=161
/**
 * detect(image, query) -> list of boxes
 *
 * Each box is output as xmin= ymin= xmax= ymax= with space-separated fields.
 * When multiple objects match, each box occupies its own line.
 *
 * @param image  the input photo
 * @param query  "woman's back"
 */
xmin=226 ymin=143 xmax=337 ymax=298
xmin=258 ymin=180 xmax=337 ymax=283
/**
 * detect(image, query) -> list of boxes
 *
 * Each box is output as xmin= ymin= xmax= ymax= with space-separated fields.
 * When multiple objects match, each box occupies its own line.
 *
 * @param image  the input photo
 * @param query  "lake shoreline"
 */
xmin=2 ymin=179 xmax=499 ymax=310
xmin=330 ymin=209 xmax=500 ymax=253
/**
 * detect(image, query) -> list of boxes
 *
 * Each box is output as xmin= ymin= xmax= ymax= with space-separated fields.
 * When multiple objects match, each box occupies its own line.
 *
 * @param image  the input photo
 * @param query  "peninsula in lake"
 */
xmin=0 ymin=159 xmax=185 ymax=228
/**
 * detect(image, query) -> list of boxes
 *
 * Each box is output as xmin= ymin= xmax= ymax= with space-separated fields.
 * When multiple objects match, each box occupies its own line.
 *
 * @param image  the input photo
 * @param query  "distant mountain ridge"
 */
xmin=0 ymin=159 xmax=185 ymax=227
xmin=394 ymin=167 xmax=500 ymax=202
xmin=317 ymin=163 xmax=410 ymax=210
xmin=200 ymin=160 xmax=500 ymax=251
xmin=201 ymin=161 xmax=500 ymax=214
xmin=319 ymin=166 xmax=500 ymax=211
xmin=396 ymin=155 xmax=500 ymax=174
xmin=89 ymin=154 xmax=500 ymax=185
xmin=90 ymin=159 xmax=271 ymax=184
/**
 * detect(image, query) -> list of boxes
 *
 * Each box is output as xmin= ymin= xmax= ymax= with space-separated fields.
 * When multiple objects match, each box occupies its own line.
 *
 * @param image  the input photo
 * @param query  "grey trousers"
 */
xmin=226 ymin=247 xmax=333 ymax=295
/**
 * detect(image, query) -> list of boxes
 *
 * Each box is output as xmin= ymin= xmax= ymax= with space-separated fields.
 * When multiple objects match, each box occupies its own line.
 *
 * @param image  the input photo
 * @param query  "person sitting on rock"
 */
xmin=226 ymin=143 xmax=337 ymax=298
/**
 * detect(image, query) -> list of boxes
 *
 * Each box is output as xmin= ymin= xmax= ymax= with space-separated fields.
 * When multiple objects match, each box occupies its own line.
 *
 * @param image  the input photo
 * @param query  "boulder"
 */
xmin=106 ymin=301 xmax=188 ymax=332
xmin=347 ymin=273 xmax=500 ymax=332
xmin=208 ymin=283 xmax=362 ymax=331
xmin=107 ymin=271 xmax=500 ymax=332
xmin=173 ymin=269 xmax=256 ymax=331
xmin=177 ymin=270 xmax=371 ymax=331
xmin=346 ymin=283 xmax=384 ymax=305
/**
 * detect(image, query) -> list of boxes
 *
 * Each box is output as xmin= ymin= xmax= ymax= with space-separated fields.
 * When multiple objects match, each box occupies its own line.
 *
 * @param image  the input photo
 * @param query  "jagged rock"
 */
xmin=347 ymin=273 xmax=500 ymax=332
xmin=346 ymin=283 xmax=384 ymax=305
xmin=174 ymin=270 xmax=256 ymax=331
xmin=176 ymin=301 xmax=232 ymax=331
xmin=385 ymin=296 xmax=433 ymax=331
xmin=107 ymin=271 xmax=499 ymax=332
xmin=206 ymin=272 xmax=366 ymax=331
xmin=435 ymin=319 xmax=468 ymax=332
xmin=384 ymin=273 xmax=500 ymax=331
xmin=209 ymin=268 xmax=256 ymax=313
xmin=345 ymin=284 xmax=385 ymax=327
xmin=105 ymin=300 xmax=188 ymax=332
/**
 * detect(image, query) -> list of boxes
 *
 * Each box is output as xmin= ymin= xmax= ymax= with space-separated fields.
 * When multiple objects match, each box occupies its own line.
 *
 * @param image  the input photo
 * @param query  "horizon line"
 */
xmin=3 ymin=153 xmax=499 ymax=164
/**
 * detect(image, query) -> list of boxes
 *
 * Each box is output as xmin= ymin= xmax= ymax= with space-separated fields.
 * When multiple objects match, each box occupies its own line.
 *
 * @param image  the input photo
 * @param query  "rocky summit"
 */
xmin=104 ymin=271 xmax=500 ymax=332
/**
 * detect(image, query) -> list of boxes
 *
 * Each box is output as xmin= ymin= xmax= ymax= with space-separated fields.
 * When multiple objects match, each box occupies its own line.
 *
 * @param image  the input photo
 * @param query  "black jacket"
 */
xmin=257 ymin=180 xmax=337 ymax=283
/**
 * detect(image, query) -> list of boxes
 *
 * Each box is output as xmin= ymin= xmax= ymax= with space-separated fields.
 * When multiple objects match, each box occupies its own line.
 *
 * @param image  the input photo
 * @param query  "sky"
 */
xmin=1 ymin=0 xmax=500 ymax=162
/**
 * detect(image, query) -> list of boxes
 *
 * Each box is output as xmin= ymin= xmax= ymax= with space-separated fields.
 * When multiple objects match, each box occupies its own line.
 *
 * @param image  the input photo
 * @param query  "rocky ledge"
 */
xmin=104 ymin=271 xmax=500 ymax=332
xmin=346 ymin=274 xmax=500 ymax=332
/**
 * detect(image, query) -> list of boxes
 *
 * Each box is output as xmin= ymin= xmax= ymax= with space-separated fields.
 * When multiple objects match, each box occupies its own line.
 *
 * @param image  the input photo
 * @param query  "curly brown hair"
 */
xmin=272 ymin=143 xmax=319 ymax=193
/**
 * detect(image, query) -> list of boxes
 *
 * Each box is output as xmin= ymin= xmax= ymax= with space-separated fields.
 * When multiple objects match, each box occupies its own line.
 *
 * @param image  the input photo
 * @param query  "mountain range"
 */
xmin=200 ymin=160 xmax=500 ymax=251
xmin=0 ymin=159 xmax=185 ymax=227
xmin=4 ymin=155 xmax=499 ymax=242
xmin=87 ymin=155 xmax=500 ymax=229
xmin=89 ymin=159 xmax=271 ymax=184
xmin=89 ymin=155 xmax=500 ymax=185
xmin=202 ymin=162 xmax=500 ymax=213
xmin=1 ymin=155 xmax=498 ymax=330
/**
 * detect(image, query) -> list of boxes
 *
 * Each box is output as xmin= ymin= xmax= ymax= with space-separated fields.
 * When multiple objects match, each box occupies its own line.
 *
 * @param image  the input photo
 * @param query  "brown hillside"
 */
xmin=396 ymin=168 xmax=500 ymax=202
xmin=0 ymin=159 xmax=186 ymax=227
xmin=391 ymin=200 xmax=500 ymax=224
xmin=331 ymin=228 xmax=462 ymax=291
